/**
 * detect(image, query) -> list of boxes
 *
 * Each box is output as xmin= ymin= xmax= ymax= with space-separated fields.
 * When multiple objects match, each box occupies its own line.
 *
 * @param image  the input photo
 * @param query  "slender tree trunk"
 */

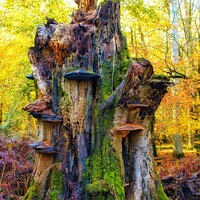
xmin=183 ymin=0 xmax=195 ymax=149
xmin=187 ymin=105 xmax=194 ymax=149
xmin=23 ymin=1 xmax=168 ymax=199
xmin=134 ymin=28 xmax=139 ymax=58
xmin=130 ymin=27 xmax=138 ymax=58
xmin=170 ymin=0 xmax=184 ymax=158
xmin=138 ymin=24 xmax=148 ymax=57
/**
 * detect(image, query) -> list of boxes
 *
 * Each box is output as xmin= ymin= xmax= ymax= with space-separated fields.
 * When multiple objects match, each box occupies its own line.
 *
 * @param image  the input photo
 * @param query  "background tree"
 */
xmin=120 ymin=0 xmax=200 ymax=154
xmin=154 ymin=0 xmax=200 ymax=153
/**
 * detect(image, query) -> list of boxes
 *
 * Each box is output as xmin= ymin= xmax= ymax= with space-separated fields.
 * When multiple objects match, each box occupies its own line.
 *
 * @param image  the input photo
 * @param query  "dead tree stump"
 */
xmin=23 ymin=0 xmax=169 ymax=199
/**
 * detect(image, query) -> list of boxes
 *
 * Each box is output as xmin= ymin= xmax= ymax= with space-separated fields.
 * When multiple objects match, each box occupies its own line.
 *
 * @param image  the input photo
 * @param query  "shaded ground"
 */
xmin=157 ymin=150 xmax=200 ymax=200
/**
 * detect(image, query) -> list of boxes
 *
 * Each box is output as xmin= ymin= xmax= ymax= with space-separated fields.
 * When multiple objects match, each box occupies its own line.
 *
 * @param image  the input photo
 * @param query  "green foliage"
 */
xmin=122 ymin=0 xmax=158 ymax=21
xmin=121 ymin=0 xmax=200 ymax=150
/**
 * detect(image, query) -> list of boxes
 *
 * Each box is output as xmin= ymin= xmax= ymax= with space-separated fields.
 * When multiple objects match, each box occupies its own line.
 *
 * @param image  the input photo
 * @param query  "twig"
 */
xmin=0 ymin=162 xmax=6 ymax=185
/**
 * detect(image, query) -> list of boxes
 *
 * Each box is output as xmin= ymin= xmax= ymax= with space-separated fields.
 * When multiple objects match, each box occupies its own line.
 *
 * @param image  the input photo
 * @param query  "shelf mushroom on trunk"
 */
xmin=116 ymin=123 xmax=144 ymax=138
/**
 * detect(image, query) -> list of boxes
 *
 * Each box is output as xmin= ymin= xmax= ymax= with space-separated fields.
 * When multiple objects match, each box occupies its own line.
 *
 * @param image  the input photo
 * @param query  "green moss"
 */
xmin=66 ymin=67 xmax=76 ymax=72
xmin=100 ymin=59 xmax=130 ymax=100
xmin=84 ymin=82 xmax=125 ymax=199
xmin=49 ymin=166 xmax=64 ymax=199
xmin=155 ymin=169 xmax=168 ymax=200
xmin=113 ymin=44 xmax=131 ymax=89
xmin=87 ymin=134 xmax=125 ymax=199
xmin=114 ymin=59 xmax=130 ymax=89
xmin=24 ymin=166 xmax=64 ymax=200
xmin=156 ymin=180 xmax=168 ymax=200
xmin=64 ymin=92 xmax=69 ymax=106
xmin=58 ymin=82 xmax=64 ymax=99
xmin=118 ymin=46 xmax=130 ymax=61
xmin=23 ymin=182 xmax=40 ymax=200
xmin=100 ymin=62 xmax=113 ymax=101
xmin=87 ymin=180 xmax=110 ymax=194
xmin=173 ymin=152 xmax=185 ymax=159
xmin=83 ymin=43 xmax=130 ymax=199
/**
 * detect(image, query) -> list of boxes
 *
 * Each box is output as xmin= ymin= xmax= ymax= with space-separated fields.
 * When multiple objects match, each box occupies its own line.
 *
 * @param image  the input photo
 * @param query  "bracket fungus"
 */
xmin=26 ymin=74 xmax=35 ymax=80
xmin=30 ymin=110 xmax=63 ymax=123
xmin=63 ymin=70 xmax=100 ymax=82
xmin=116 ymin=123 xmax=144 ymax=137
xmin=127 ymin=103 xmax=148 ymax=109
xmin=29 ymin=141 xmax=57 ymax=154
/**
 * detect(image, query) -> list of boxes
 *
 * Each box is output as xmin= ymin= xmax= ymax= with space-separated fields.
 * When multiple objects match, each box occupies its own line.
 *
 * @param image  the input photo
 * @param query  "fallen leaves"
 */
xmin=0 ymin=136 xmax=34 ymax=199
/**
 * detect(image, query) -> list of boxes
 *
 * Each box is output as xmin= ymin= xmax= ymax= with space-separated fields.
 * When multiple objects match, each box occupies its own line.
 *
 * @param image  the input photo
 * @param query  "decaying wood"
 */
xmin=23 ymin=98 xmax=51 ymax=113
xmin=23 ymin=0 xmax=169 ymax=199
xmin=76 ymin=0 xmax=96 ymax=11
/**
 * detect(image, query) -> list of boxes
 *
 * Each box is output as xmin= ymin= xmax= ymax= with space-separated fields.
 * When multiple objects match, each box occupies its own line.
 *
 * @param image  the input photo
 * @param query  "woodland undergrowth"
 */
xmin=0 ymin=135 xmax=33 ymax=199
xmin=157 ymin=151 xmax=200 ymax=199
xmin=157 ymin=151 xmax=200 ymax=178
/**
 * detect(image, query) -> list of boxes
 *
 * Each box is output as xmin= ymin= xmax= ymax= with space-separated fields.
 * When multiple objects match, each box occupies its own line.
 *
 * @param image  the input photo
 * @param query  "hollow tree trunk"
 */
xmin=23 ymin=0 xmax=169 ymax=199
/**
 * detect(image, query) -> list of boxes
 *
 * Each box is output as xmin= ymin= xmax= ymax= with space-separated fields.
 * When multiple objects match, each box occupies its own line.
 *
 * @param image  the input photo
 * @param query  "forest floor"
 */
xmin=157 ymin=150 xmax=200 ymax=178
xmin=157 ymin=149 xmax=200 ymax=200
xmin=0 ymin=136 xmax=200 ymax=199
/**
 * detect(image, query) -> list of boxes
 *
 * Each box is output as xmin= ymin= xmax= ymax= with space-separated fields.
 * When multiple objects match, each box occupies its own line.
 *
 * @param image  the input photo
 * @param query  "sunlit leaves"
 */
xmin=121 ymin=0 xmax=200 ymax=145
xmin=0 ymin=0 xmax=74 ymax=136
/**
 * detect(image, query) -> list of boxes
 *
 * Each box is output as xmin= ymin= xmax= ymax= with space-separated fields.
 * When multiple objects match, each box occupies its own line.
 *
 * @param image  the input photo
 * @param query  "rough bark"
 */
xmin=23 ymin=1 xmax=169 ymax=199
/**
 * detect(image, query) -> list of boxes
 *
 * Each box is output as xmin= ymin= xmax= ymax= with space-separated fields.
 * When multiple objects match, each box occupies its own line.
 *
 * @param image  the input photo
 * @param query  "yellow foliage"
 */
xmin=0 ymin=0 xmax=75 ymax=136
xmin=121 ymin=0 xmax=200 ymax=143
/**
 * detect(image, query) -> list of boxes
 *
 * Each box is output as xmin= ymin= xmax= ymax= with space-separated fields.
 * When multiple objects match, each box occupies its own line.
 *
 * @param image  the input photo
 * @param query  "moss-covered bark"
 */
xmin=156 ymin=181 xmax=169 ymax=200
xmin=49 ymin=166 xmax=64 ymax=199
xmin=87 ymin=102 xmax=124 ymax=199
xmin=23 ymin=181 xmax=41 ymax=200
